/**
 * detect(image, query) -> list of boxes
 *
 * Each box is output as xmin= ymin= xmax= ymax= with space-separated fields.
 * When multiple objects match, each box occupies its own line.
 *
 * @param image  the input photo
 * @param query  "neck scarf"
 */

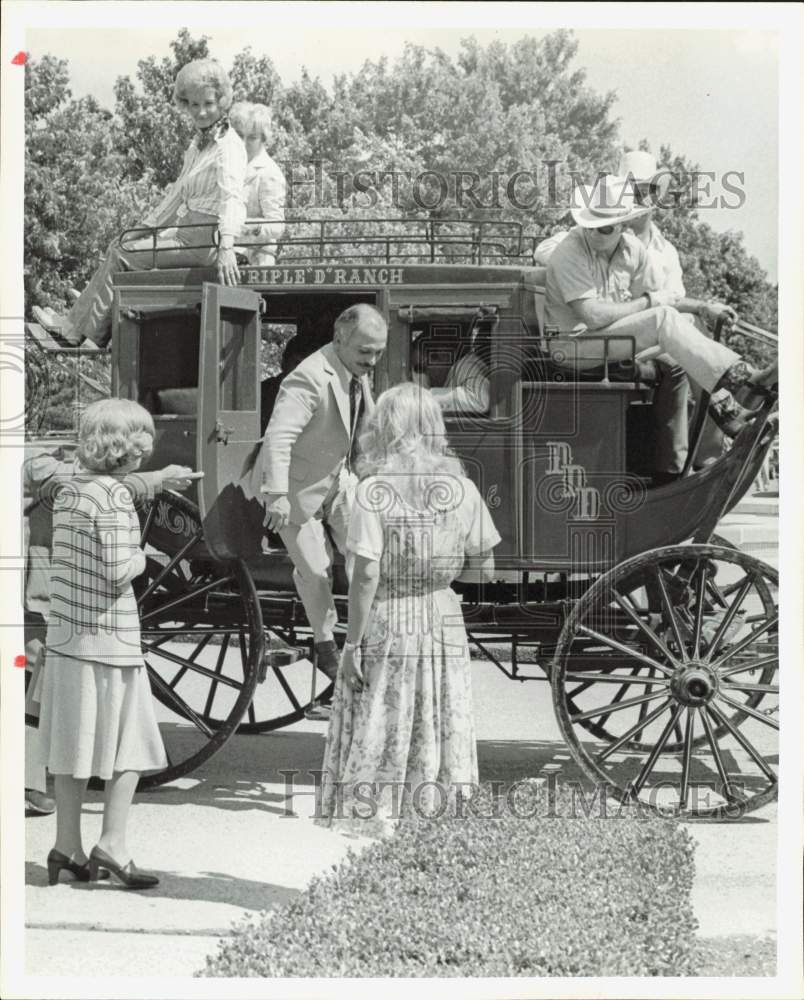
xmin=195 ymin=115 xmax=230 ymax=151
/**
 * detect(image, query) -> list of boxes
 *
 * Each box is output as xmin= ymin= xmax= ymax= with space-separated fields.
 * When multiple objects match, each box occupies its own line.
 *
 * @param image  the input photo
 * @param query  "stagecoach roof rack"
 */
xmin=119 ymin=217 xmax=543 ymax=269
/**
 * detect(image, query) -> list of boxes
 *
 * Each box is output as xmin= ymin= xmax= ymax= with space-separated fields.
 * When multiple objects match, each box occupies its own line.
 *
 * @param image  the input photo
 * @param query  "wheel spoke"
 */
xmin=710 ymin=615 xmax=778 ymax=670
xmin=202 ymin=634 xmax=230 ymax=719
xmin=142 ymin=640 xmax=245 ymax=691
xmin=564 ymin=671 xmax=669 ymax=686
xmin=146 ymin=666 xmax=215 ymax=738
xmin=593 ymin=666 xmax=643 ymax=729
xmin=633 ymin=666 xmax=657 ymax=743
xmin=652 ymin=565 xmax=687 ymax=656
xmin=679 ymin=708 xmax=696 ymax=811
xmin=137 ymin=529 xmax=203 ymax=606
xmin=597 ymin=699 xmax=673 ymax=762
xmin=629 ymin=703 xmax=685 ymax=795
xmin=613 ymin=591 xmax=679 ymax=668
xmin=721 ymin=681 xmax=778 ymax=695
xmin=272 ymin=663 xmax=304 ymax=714
xmin=572 ymin=688 xmax=669 ymax=723
xmin=139 ymin=574 xmax=233 ymax=623
xmin=699 ymin=705 xmax=740 ymax=801
xmin=718 ymin=654 xmax=777 ymax=679
xmin=691 ymin=563 xmax=708 ymax=660
xmin=168 ymin=631 xmax=214 ymax=689
xmin=705 ymin=575 xmax=753 ymax=661
xmin=716 ymin=692 xmax=779 ymax=731
xmin=705 ymin=703 xmax=778 ymax=782
xmin=577 ymin=624 xmax=674 ymax=676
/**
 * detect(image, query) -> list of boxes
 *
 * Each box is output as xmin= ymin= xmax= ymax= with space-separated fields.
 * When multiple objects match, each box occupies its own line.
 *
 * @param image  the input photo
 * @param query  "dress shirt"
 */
xmin=142 ymin=125 xmax=247 ymax=247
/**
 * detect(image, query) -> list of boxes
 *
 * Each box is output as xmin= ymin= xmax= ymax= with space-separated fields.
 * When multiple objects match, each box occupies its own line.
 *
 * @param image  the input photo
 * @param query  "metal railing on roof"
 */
xmin=118 ymin=218 xmax=542 ymax=269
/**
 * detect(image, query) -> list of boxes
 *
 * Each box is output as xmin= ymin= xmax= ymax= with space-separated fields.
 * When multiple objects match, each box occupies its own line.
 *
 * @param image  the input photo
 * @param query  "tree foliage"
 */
xmin=24 ymin=28 xmax=777 ymax=346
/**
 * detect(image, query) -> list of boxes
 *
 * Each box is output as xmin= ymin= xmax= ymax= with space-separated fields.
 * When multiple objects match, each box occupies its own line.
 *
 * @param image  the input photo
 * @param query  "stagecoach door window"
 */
xmin=198 ymin=282 xmax=264 ymax=561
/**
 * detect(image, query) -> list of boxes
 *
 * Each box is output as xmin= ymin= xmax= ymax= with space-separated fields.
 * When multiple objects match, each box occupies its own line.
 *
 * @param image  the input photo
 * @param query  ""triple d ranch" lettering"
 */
xmin=242 ymin=266 xmax=405 ymax=286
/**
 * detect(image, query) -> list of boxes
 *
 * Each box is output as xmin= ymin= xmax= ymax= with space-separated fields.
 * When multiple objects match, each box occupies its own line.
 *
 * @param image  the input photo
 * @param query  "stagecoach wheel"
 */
xmin=552 ymin=544 xmax=778 ymax=819
xmin=135 ymin=492 xmax=263 ymax=789
xmin=564 ymin=536 xmax=776 ymax=752
xmin=231 ymin=655 xmax=335 ymax=734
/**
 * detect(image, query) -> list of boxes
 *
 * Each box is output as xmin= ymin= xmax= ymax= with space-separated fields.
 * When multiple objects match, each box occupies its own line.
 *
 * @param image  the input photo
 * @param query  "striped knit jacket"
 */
xmin=46 ymin=475 xmax=146 ymax=666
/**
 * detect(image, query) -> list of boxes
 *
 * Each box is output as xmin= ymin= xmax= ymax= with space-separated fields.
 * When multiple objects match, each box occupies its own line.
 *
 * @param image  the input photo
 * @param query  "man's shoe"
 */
xmin=26 ymin=789 xmax=55 ymax=816
xmin=32 ymin=305 xmax=64 ymax=332
xmin=734 ymin=360 xmax=778 ymax=408
xmin=707 ymin=392 xmax=755 ymax=438
xmin=314 ymin=640 xmax=340 ymax=681
xmin=31 ymin=306 xmax=83 ymax=346
xmin=303 ymin=703 xmax=333 ymax=722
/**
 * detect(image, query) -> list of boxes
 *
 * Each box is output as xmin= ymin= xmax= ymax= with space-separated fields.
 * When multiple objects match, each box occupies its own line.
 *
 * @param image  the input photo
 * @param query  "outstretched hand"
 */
xmin=159 ymin=465 xmax=199 ymax=492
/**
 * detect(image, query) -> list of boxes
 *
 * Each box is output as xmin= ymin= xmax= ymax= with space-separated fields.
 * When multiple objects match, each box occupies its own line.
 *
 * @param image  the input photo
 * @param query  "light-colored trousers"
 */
xmin=279 ymin=472 xmax=356 ymax=643
xmin=64 ymin=211 xmax=219 ymax=345
xmin=570 ymin=306 xmax=740 ymax=393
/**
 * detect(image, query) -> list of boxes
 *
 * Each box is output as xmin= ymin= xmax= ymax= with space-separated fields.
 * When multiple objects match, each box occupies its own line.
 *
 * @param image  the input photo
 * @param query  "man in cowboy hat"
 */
xmin=618 ymin=150 xmax=734 ymax=473
xmin=545 ymin=174 xmax=775 ymax=442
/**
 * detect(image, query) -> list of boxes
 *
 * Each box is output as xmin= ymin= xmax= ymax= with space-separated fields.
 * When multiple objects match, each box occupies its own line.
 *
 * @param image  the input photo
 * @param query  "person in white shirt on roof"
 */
xmin=230 ymin=101 xmax=286 ymax=267
xmin=619 ymin=150 xmax=734 ymax=470
xmin=33 ymin=58 xmax=247 ymax=347
xmin=545 ymin=174 xmax=776 ymax=441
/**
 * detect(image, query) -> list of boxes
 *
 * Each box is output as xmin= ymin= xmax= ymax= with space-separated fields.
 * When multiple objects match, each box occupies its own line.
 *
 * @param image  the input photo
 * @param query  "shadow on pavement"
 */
xmin=25 ymin=860 xmax=300 ymax=912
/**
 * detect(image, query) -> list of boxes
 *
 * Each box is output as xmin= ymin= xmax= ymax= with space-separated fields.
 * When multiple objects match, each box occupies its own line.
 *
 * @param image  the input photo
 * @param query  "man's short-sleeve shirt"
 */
xmin=545 ymin=227 xmax=648 ymax=333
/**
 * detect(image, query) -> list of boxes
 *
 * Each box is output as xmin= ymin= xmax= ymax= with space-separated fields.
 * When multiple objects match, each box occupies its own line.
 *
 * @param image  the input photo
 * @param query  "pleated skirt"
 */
xmin=37 ymin=653 xmax=167 ymax=780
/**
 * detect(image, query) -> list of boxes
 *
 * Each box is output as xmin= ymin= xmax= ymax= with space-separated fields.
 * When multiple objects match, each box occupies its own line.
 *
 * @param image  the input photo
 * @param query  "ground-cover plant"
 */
xmin=203 ymin=782 xmax=699 ymax=978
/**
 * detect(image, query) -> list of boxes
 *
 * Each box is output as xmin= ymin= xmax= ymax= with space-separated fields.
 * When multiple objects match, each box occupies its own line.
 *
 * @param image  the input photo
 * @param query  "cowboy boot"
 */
xmin=707 ymin=389 xmax=755 ymax=438
xmin=716 ymin=360 xmax=778 ymax=408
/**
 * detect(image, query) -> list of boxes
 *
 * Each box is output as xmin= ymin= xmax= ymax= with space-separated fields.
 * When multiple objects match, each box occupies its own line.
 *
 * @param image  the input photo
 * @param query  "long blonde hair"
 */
xmin=357 ymin=383 xmax=463 ymax=508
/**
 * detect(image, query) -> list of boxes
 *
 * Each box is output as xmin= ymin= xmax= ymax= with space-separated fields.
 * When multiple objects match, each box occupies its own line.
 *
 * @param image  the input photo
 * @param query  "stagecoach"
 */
xmin=24 ymin=217 xmax=780 ymax=819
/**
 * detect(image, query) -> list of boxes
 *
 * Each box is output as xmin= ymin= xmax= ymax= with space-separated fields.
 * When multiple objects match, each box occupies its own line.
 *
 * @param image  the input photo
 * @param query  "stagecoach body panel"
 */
xmin=23 ymin=219 xmax=777 ymax=811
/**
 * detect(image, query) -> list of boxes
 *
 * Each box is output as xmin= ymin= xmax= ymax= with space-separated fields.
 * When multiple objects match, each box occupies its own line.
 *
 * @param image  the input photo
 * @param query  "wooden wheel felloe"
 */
xmin=135 ymin=492 xmax=264 ymax=789
xmin=552 ymin=544 xmax=778 ymax=819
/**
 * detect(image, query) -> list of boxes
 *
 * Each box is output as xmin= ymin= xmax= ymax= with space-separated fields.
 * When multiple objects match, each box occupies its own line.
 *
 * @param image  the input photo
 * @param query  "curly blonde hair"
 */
xmin=174 ymin=58 xmax=233 ymax=113
xmin=230 ymin=101 xmax=273 ymax=144
xmin=357 ymin=383 xmax=463 ymax=508
xmin=77 ymin=398 xmax=155 ymax=474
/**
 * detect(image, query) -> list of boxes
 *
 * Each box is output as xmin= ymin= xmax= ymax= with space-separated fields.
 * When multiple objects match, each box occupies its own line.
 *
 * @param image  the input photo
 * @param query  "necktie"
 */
xmin=348 ymin=377 xmax=364 ymax=471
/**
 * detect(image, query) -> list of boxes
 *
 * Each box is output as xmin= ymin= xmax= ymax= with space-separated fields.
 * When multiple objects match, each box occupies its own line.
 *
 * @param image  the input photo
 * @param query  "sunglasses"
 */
xmin=593 ymin=224 xmax=621 ymax=236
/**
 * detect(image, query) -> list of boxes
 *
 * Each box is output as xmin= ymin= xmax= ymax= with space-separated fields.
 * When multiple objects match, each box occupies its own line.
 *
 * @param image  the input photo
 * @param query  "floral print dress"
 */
xmin=316 ymin=473 xmax=501 ymax=837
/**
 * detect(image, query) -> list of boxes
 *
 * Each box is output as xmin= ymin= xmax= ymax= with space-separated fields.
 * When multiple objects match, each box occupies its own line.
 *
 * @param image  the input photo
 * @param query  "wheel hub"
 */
xmin=671 ymin=663 xmax=719 ymax=706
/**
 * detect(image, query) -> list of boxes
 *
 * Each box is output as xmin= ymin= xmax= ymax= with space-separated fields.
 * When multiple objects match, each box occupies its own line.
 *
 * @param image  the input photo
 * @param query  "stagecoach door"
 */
xmin=198 ymin=282 xmax=264 ymax=561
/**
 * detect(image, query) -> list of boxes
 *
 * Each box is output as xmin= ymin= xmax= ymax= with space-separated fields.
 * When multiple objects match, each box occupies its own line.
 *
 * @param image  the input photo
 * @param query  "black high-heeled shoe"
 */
xmin=88 ymin=845 xmax=159 ymax=889
xmin=46 ymin=848 xmax=110 ymax=885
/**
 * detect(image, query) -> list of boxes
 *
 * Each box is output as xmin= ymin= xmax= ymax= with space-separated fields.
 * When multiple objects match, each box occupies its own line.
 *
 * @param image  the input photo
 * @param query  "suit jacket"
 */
xmin=260 ymin=343 xmax=375 ymax=524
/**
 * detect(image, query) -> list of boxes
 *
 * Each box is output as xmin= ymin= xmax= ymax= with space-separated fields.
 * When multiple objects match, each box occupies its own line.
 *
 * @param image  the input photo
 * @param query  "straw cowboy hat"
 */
xmin=570 ymin=173 xmax=649 ymax=229
xmin=617 ymin=150 xmax=674 ymax=207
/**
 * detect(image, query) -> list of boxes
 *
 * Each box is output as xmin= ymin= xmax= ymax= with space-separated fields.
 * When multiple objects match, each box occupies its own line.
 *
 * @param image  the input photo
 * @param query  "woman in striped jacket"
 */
xmin=37 ymin=399 xmax=167 ymax=889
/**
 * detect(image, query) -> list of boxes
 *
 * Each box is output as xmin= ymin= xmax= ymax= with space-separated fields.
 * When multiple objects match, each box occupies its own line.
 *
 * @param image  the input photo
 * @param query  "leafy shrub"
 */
xmin=202 ymin=782 xmax=698 ymax=978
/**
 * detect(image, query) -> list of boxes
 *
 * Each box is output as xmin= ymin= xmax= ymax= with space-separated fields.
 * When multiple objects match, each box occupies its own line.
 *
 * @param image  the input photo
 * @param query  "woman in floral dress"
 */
xmin=316 ymin=383 xmax=501 ymax=837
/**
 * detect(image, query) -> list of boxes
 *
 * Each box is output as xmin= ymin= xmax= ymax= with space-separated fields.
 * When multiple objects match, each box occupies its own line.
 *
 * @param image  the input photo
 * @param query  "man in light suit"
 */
xmin=261 ymin=303 xmax=387 ymax=677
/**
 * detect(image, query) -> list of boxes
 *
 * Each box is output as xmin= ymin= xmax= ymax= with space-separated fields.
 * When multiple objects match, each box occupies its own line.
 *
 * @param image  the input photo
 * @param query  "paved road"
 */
xmin=22 ymin=653 xmax=777 ymax=979
xmin=20 ymin=508 xmax=780 ymax=979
